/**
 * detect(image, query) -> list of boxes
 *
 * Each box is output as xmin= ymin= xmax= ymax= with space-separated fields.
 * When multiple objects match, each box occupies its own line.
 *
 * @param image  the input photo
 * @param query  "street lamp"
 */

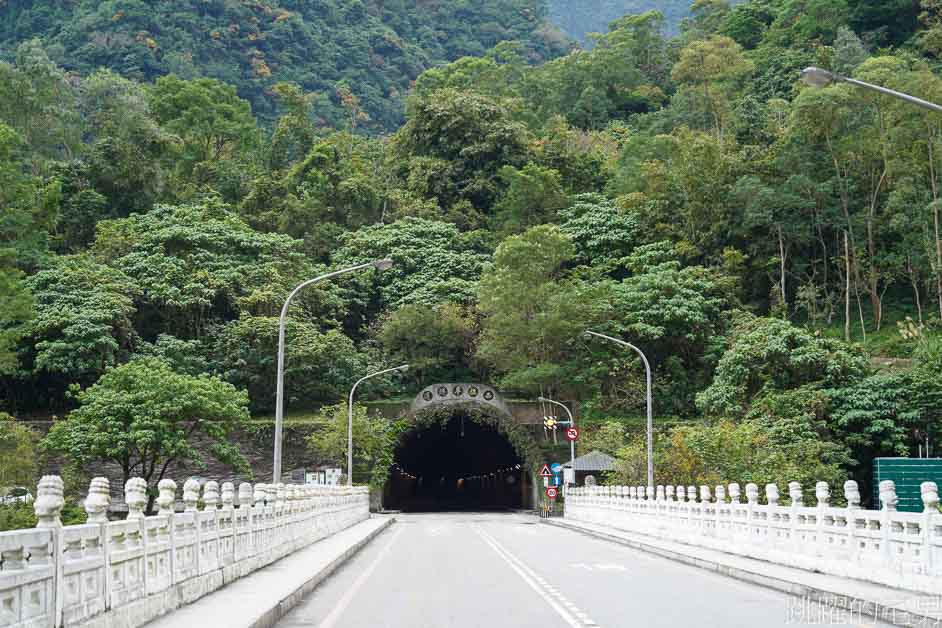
xmin=801 ymin=66 xmax=942 ymax=114
xmin=272 ymin=259 xmax=394 ymax=483
xmin=537 ymin=396 xmax=576 ymax=483
xmin=347 ymin=364 xmax=409 ymax=486
xmin=584 ymin=330 xmax=654 ymax=489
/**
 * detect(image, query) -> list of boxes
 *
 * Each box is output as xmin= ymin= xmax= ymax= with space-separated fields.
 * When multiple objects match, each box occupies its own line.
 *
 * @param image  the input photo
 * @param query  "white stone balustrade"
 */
xmin=565 ymin=480 xmax=942 ymax=595
xmin=0 ymin=475 xmax=369 ymax=628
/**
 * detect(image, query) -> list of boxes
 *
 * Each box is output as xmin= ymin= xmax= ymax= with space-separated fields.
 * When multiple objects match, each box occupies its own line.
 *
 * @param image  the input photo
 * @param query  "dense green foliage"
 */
xmin=42 ymin=359 xmax=251 ymax=503
xmin=4 ymin=0 xmax=942 ymax=503
xmin=0 ymin=0 xmax=572 ymax=130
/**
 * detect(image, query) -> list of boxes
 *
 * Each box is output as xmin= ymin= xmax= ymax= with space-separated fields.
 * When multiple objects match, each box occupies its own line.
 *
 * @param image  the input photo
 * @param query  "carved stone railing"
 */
xmin=0 ymin=475 xmax=370 ymax=628
xmin=565 ymin=480 xmax=942 ymax=594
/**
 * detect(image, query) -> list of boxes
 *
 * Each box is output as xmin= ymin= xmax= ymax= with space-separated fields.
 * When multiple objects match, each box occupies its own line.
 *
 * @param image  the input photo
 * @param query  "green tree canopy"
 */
xmin=697 ymin=315 xmax=870 ymax=417
xmin=42 ymin=359 xmax=250 ymax=505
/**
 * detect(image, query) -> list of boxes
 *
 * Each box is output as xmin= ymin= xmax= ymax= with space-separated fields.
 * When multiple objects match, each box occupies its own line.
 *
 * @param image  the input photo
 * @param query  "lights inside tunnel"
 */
xmin=385 ymin=415 xmax=528 ymax=511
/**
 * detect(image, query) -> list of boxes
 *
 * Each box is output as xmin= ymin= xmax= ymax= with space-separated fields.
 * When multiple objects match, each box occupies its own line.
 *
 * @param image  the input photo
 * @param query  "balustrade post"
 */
xmin=35 ymin=475 xmax=64 ymax=628
xmin=815 ymin=482 xmax=830 ymax=558
xmin=699 ymin=486 xmax=710 ymax=538
xmin=183 ymin=479 xmax=200 ymax=513
xmin=879 ymin=480 xmax=898 ymax=566
xmin=85 ymin=477 xmax=111 ymax=524
xmin=921 ymin=482 xmax=939 ymax=575
xmin=745 ymin=483 xmax=758 ymax=542
xmin=714 ymin=485 xmax=726 ymax=539
xmin=788 ymin=482 xmax=802 ymax=555
xmin=766 ymin=484 xmax=779 ymax=549
xmin=221 ymin=483 xmax=235 ymax=512
xmin=203 ymin=481 xmax=220 ymax=510
xmin=157 ymin=479 xmax=177 ymax=516
xmin=125 ymin=478 xmax=147 ymax=520
xmin=843 ymin=480 xmax=860 ymax=565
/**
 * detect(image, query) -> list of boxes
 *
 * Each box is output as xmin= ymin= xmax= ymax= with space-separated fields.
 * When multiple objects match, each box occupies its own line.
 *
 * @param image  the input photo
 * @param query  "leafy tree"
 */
xmin=0 ymin=414 xmax=37 ymax=490
xmin=0 ymin=40 xmax=80 ymax=169
xmin=210 ymin=316 xmax=363 ymax=413
xmin=477 ymin=225 xmax=606 ymax=395
xmin=697 ymin=315 xmax=870 ymax=417
xmin=559 ymin=193 xmax=639 ymax=276
xmin=306 ymin=403 xmax=403 ymax=488
xmin=0 ymin=265 xmax=32 ymax=375
xmin=393 ymin=89 xmax=531 ymax=210
xmin=148 ymin=75 xmax=258 ymax=174
xmin=21 ymin=256 xmax=139 ymax=386
xmin=614 ymin=419 xmax=849 ymax=497
xmin=0 ymin=122 xmax=55 ymax=270
xmin=603 ymin=244 xmax=735 ymax=414
xmin=377 ymin=303 xmax=476 ymax=385
xmin=494 ymin=163 xmax=568 ymax=232
xmin=42 ymin=359 xmax=250 ymax=510
xmin=334 ymin=218 xmax=490 ymax=313
xmin=93 ymin=199 xmax=323 ymax=338
xmin=671 ymin=35 xmax=754 ymax=139
xmin=579 ymin=420 xmax=629 ymax=456
xmin=269 ymin=82 xmax=318 ymax=171
xmin=79 ymin=69 xmax=171 ymax=215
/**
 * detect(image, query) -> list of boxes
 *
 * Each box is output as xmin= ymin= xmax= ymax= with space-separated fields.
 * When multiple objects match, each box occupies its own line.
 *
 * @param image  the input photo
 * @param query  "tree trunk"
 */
xmin=844 ymin=232 xmax=851 ymax=342
xmin=912 ymin=268 xmax=924 ymax=327
xmin=866 ymin=167 xmax=888 ymax=331
xmin=925 ymin=123 xmax=942 ymax=320
xmin=777 ymin=224 xmax=787 ymax=317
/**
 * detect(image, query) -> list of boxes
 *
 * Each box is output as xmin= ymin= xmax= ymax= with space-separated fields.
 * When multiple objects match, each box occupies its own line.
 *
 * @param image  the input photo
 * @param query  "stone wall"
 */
xmin=0 ymin=475 xmax=369 ymax=628
xmin=565 ymin=479 xmax=942 ymax=595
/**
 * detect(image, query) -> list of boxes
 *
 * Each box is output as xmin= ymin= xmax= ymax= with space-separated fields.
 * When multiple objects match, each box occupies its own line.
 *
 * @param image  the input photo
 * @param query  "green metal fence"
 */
xmin=872 ymin=457 xmax=942 ymax=512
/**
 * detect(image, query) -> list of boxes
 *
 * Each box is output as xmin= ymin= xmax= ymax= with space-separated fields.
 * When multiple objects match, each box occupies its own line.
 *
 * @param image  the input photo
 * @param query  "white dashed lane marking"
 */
xmin=473 ymin=524 xmax=600 ymax=628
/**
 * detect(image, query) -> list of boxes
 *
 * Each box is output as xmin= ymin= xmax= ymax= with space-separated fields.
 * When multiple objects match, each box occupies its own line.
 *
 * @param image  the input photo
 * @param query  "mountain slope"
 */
xmin=547 ymin=0 xmax=692 ymax=42
xmin=0 ymin=0 xmax=571 ymax=130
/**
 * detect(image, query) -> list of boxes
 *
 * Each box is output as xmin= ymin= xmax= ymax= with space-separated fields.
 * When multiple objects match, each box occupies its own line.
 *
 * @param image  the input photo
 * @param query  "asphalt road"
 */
xmin=277 ymin=512 xmax=894 ymax=628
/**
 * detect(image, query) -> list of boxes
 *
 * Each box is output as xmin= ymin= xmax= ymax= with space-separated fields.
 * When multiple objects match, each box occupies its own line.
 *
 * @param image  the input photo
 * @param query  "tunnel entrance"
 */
xmin=384 ymin=409 xmax=529 ymax=512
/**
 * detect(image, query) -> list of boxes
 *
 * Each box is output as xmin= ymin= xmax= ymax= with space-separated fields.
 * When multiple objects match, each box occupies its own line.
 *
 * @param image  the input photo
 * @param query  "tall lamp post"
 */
xmin=347 ymin=364 xmax=409 ymax=486
xmin=538 ymin=396 xmax=576 ymax=482
xmin=272 ymin=259 xmax=394 ymax=483
xmin=801 ymin=67 xmax=942 ymax=114
xmin=584 ymin=330 xmax=654 ymax=489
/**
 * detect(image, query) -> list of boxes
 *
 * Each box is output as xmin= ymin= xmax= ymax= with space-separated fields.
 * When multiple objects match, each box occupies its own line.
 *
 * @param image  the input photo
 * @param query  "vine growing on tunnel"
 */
xmin=405 ymin=403 xmax=542 ymax=475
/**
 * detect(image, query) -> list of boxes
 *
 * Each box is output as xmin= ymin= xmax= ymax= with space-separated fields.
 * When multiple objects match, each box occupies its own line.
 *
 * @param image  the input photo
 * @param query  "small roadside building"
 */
xmin=563 ymin=450 xmax=616 ymax=486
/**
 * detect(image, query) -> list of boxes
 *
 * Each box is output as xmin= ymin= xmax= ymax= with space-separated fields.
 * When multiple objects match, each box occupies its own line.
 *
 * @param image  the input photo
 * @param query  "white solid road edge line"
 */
xmin=473 ymin=525 xmax=600 ymax=628
xmin=315 ymin=525 xmax=404 ymax=628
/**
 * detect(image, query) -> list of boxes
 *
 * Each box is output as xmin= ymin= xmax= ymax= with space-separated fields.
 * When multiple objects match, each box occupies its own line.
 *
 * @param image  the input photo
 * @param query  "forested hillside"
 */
xmin=548 ymin=0 xmax=691 ymax=41
xmin=3 ymin=0 xmax=942 ymax=509
xmin=0 ymin=0 xmax=571 ymax=130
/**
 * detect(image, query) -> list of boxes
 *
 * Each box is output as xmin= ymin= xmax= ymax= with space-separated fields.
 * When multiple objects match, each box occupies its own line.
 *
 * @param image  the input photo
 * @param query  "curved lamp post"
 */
xmin=347 ymin=364 xmax=409 ymax=486
xmin=538 ymin=396 xmax=576 ymax=483
xmin=584 ymin=330 xmax=654 ymax=489
xmin=801 ymin=66 xmax=942 ymax=114
xmin=272 ymin=259 xmax=394 ymax=483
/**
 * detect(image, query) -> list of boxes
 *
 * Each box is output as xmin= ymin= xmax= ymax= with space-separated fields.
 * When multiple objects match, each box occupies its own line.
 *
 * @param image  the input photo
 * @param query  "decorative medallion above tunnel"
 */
xmin=410 ymin=383 xmax=512 ymax=417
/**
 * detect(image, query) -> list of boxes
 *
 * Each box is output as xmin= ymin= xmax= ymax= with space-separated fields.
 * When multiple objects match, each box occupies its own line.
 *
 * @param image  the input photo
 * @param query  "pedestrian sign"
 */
xmin=538 ymin=463 xmax=552 ymax=477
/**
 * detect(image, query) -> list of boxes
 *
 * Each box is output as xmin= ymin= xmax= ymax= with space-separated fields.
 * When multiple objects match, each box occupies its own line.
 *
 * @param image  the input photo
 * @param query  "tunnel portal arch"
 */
xmin=384 ymin=384 xmax=541 ymax=511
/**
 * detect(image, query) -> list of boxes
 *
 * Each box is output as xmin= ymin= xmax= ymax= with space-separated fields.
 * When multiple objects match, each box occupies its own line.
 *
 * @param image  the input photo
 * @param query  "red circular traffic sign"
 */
xmin=545 ymin=487 xmax=559 ymax=499
xmin=565 ymin=427 xmax=580 ymax=442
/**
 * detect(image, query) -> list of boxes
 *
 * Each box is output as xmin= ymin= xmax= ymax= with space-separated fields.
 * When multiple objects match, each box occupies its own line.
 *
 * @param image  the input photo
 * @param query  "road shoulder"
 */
xmin=543 ymin=517 xmax=940 ymax=627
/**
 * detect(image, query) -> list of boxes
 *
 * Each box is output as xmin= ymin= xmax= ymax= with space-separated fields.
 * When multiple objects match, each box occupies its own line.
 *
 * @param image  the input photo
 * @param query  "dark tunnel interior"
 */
xmin=384 ymin=411 xmax=529 ymax=512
